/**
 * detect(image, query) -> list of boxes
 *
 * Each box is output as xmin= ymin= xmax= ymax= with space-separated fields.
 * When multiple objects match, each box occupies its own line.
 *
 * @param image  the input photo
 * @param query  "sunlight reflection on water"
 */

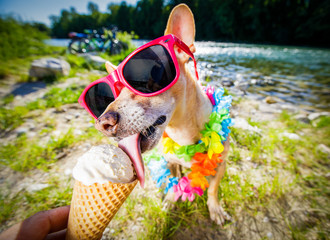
xmin=194 ymin=41 xmax=330 ymax=110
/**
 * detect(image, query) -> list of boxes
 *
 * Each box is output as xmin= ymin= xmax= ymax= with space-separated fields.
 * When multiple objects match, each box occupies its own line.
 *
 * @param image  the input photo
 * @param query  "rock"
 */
xmin=280 ymin=132 xmax=300 ymax=140
xmin=233 ymin=117 xmax=261 ymax=133
xmin=316 ymin=144 xmax=330 ymax=155
xmin=265 ymin=96 xmax=277 ymax=104
xmin=308 ymin=112 xmax=330 ymax=121
xmin=29 ymin=58 xmax=70 ymax=78
xmin=26 ymin=183 xmax=49 ymax=193
xmin=15 ymin=127 xmax=29 ymax=136
xmin=294 ymin=114 xmax=310 ymax=123
xmin=222 ymin=80 xmax=234 ymax=87
xmin=83 ymin=54 xmax=107 ymax=67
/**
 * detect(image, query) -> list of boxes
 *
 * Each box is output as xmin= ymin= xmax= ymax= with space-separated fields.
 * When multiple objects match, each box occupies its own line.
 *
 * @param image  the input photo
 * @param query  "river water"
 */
xmin=47 ymin=39 xmax=330 ymax=111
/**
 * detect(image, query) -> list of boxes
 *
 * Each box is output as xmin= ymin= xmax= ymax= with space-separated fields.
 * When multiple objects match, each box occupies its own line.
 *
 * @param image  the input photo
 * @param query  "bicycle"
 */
xmin=68 ymin=27 xmax=125 ymax=55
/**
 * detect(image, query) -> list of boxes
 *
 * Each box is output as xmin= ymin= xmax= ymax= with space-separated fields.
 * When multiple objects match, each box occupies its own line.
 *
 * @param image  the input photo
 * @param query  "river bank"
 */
xmin=0 ymin=44 xmax=329 ymax=239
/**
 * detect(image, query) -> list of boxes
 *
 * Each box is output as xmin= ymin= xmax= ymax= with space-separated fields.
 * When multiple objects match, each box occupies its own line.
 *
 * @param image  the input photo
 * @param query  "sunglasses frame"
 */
xmin=79 ymin=34 xmax=199 ymax=119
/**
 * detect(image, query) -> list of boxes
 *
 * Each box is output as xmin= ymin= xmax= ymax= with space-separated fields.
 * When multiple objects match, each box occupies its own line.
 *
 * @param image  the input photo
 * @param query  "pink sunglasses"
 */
xmin=78 ymin=34 xmax=199 ymax=119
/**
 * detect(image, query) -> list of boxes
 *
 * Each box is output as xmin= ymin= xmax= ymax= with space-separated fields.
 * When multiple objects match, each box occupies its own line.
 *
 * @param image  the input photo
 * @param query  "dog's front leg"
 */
xmin=207 ymin=139 xmax=231 ymax=225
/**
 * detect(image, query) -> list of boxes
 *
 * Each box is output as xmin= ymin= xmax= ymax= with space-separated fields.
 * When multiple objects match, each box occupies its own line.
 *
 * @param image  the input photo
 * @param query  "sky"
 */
xmin=0 ymin=0 xmax=139 ymax=26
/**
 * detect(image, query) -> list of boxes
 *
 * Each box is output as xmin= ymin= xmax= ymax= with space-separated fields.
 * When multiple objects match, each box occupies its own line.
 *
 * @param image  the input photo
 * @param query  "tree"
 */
xmin=87 ymin=2 xmax=99 ymax=15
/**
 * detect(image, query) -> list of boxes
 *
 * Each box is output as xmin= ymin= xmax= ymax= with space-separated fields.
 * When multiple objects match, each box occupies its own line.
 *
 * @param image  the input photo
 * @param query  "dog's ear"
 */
xmin=164 ymin=4 xmax=196 ymax=53
xmin=105 ymin=61 xmax=117 ymax=74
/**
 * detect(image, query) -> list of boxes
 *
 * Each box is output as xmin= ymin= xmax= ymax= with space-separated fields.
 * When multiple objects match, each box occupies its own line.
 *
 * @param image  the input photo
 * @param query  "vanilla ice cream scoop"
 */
xmin=73 ymin=144 xmax=135 ymax=185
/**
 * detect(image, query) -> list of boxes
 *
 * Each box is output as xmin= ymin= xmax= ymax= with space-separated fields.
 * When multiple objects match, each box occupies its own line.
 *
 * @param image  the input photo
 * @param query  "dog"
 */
xmin=94 ymin=4 xmax=230 ymax=225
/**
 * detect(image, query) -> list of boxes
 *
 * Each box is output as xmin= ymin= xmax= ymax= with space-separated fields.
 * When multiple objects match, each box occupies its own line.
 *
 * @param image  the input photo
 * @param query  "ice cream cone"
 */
xmin=66 ymin=179 xmax=137 ymax=240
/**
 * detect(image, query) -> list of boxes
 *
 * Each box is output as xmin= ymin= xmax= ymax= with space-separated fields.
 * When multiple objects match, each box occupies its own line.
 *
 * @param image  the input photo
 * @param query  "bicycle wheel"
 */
xmin=68 ymin=38 xmax=90 ymax=54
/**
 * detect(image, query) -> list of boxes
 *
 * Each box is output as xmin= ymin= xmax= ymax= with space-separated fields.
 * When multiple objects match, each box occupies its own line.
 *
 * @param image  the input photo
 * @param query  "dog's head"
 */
xmin=95 ymin=4 xmax=197 ymax=186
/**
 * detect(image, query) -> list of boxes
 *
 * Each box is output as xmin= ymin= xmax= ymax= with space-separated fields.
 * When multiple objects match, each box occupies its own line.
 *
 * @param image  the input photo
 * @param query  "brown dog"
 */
xmin=95 ymin=4 xmax=230 ymax=225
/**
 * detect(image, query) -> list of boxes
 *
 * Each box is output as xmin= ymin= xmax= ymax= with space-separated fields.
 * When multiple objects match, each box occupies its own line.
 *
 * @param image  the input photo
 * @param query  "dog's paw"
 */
xmin=207 ymin=198 xmax=231 ymax=226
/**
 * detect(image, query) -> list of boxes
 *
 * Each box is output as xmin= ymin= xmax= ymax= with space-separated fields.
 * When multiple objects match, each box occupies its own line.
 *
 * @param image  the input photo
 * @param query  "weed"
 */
xmin=22 ymin=178 xmax=72 ymax=218
xmin=231 ymin=127 xmax=264 ymax=162
xmin=0 ymin=192 xmax=22 ymax=224
xmin=314 ymin=116 xmax=330 ymax=128
xmin=0 ymin=129 xmax=76 ymax=171
xmin=65 ymin=54 xmax=92 ymax=70
xmin=0 ymin=106 xmax=28 ymax=132
xmin=228 ymin=142 xmax=242 ymax=163
xmin=2 ymin=94 xmax=14 ymax=105
xmin=279 ymin=110 xmax=308 ymax=131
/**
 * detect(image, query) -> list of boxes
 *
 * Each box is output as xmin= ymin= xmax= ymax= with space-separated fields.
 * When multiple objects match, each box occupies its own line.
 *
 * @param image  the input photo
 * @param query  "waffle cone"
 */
xmin=66 ymin=179 xmax=137 ymax=240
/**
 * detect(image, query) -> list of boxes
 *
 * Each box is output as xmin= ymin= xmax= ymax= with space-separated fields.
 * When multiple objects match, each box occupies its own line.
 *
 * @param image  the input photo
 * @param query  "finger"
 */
xmin=45 ymin=229 xmax=67 ymax=240
xmin=16 ymin=206 xmax=70 ymax=240
xmin=43 ymin=205 xmax=71 ymax=233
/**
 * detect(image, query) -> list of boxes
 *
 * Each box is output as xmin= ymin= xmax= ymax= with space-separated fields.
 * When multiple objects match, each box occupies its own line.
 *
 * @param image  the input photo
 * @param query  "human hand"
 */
xmin=0 ymin=205 xmax=70 ymax=240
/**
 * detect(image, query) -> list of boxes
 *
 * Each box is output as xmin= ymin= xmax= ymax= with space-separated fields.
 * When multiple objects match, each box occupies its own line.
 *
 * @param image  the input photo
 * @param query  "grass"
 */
xmin=0 ymin=84 xmax=85 ymax=132
xmin=0 ymin=176 xmax=72 ymax=225
xmin=0 ymin=125 xmax=103 ymax=172
xmin=0 ymin=129 xmax=74 ymax=171
xmin=22 ymin=177 xmax=72 ymax=217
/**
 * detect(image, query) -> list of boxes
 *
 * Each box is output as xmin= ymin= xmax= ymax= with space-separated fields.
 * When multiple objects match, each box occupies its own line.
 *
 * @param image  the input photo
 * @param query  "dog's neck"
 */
xmin=165 ymin=64 xmax=213 ymax=146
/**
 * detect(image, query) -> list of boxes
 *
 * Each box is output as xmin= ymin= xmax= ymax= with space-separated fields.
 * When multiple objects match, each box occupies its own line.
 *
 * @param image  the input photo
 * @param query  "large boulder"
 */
xmin=29 ymin=58 xmax=71 ymax=78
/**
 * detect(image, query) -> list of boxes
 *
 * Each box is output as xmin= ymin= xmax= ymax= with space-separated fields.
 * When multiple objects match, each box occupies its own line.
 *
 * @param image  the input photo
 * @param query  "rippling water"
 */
xmin=194 ymin=42 xmax=330 ymax=111
xmin=48 ymin=39 xmax=330 ymax=110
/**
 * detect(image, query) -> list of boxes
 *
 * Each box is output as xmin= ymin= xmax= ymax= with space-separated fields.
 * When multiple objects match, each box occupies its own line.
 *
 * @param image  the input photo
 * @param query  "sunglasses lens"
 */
xmin=123 ymin=45 xmax=176 ymax=93
xmin=85 ymin=82 xmax=114 ymax=118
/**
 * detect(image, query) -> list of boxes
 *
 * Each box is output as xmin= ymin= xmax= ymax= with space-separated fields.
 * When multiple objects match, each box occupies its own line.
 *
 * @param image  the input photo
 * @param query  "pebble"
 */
xmin=265 ymin=96 xmax=277 ymax=104
xmin=267 ymin=232 xmax=273 ymax=238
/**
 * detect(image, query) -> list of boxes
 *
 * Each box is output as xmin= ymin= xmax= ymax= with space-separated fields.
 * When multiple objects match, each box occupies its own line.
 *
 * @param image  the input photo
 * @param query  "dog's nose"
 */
xmin=95 ymin=111 xmax=119 ymax=136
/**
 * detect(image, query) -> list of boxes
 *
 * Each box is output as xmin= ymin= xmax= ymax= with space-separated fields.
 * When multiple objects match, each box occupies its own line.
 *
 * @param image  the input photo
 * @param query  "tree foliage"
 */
xmin=50 ymin=0 xmax=330 ymax=47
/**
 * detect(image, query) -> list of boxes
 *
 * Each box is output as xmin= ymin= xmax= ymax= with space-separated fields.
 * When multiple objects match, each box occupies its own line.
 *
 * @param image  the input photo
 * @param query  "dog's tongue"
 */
xmin=118 ymin=133 xmax=145 ymax=188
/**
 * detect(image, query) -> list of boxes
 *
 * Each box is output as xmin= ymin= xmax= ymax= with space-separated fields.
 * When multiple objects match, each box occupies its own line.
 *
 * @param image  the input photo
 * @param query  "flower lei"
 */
xmin=143 ymin=86 xmax=234 ymax=202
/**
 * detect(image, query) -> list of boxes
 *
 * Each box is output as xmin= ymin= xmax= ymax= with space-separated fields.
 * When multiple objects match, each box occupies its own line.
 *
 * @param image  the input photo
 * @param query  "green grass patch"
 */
xmin=0 ymin=126 xmax=103 ymax=172
xmin=231 ymin=127 xmax=264 ymax=162
xmin=0 ymin=84 xmax=85 ymax=132
xmin=279 ymin=110 xmax=309 ymax=131
xmin=27 ymin=84 xmax=84 ymax=110
xmin=0 ymin=106 xmax=29 ymax=132
xmin=0 ymin=192 xmax=22 ymax=224
xmin=0 ymin=176 xmax=72 ymax=225
xmin=22 ymin=178 xmax=72 ymax=218
xmin=0 ymin=129 xmax=75 ymax=171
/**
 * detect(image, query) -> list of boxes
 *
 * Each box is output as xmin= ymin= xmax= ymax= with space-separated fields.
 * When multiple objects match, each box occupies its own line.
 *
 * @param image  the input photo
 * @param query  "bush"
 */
xmin=0 ymin=16 xmax=50 ymax=61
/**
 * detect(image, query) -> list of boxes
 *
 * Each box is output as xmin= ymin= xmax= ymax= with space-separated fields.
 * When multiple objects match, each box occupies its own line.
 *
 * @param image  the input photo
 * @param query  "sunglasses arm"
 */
xmin=174 ymin=37 xmax=199 ymax=81
xmin=108 ymin=70 xmax=125 ymax=95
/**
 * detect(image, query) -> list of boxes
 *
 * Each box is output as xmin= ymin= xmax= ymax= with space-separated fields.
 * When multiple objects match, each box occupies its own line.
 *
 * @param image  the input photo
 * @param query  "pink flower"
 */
xmin=204 ymin=85 xmax=215 ymax=105
xmin=173 ymin=177 xmax=203 ymax=202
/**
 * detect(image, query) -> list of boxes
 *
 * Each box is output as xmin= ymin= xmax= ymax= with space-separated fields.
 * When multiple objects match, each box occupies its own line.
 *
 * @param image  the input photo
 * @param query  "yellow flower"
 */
xmin=203 ymin=132 xmax=224 ymax=159
xmin=162 ymin=137 xmax=180 ymax=154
